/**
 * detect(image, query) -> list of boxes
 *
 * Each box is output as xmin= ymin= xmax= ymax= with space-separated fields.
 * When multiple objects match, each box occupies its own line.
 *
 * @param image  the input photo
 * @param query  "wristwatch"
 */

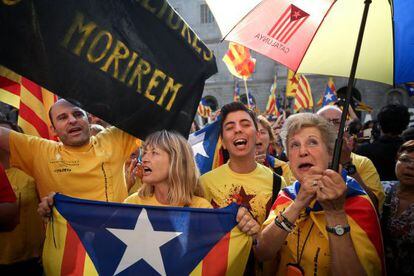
xmin=343 ymin=162 xmax=357 ymax=175
xmin=326 ymin=225 xmax=350 ymax=236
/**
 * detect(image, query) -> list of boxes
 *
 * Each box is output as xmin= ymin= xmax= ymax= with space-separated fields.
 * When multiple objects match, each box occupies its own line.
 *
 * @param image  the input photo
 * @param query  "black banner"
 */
xmin=0 ymin=0 xmax=217 ymax=139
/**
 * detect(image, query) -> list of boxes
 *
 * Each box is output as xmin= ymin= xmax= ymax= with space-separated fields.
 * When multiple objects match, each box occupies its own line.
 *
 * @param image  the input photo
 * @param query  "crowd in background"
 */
xmin=0 ymin=99 xmax=413 ymax=275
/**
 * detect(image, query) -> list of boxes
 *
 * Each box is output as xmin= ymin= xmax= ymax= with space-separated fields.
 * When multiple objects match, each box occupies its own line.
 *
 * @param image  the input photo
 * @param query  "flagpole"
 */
xmin=331 ymin=0 xmax=372 ymax=171
xmin=243 ymin=79 xmax=251 ymax=109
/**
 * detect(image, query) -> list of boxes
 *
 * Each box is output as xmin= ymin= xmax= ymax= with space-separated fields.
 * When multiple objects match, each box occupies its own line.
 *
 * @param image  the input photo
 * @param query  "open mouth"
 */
xmin=68 ymin=127 xmax=82 ymax=135
xmin=143 ymin=167 xmax=152 ymax=175
xmin=233 ymin=139 xmax=247 ymax=147
xmin=298 ymin=163 xmax=313 ymax=171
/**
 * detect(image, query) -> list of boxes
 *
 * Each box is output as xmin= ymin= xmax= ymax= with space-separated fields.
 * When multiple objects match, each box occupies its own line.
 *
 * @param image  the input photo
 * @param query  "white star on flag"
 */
xmin=107 ymin=209 xmax=182 ymax=275
xmin=188 ymin=131 xmax=209 ymax=158
xmin=324 ymin=92 xmax=333 ymax=101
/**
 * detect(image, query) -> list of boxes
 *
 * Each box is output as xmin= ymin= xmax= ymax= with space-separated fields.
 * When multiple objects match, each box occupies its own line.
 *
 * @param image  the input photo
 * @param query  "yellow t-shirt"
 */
xmin=9 ymin=127 xmax=140 ymax=203
xmin=0 ymin=168 xmax=45 ymax=264
xmin=124 ymin=193 xmax=212 ymax=208
xmin=200 ymin=162 xmax=286 ymax=225
xmin=351 ymin=152 xmax=385 ymax=207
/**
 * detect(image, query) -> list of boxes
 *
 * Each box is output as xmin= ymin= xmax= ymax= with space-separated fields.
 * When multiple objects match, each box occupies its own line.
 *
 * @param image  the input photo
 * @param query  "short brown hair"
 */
xmin=397 ymin=140 xmax=414 ymax=158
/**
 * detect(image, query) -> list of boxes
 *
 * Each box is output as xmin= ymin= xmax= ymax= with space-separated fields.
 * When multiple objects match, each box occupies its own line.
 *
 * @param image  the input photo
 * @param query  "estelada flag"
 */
xmin=0 ymin=1 xmax=217 ymax=139
xmin=321 ymin=77 xmax=337 ymax=107
xmin=44 ymin=194 xmax=251 ymax=275
xmin=188 ymin=119 xmax=224 ymax=175
xmin=223 ymin=42 xmax=256 ymax=80
xmin=0 ymin=66 xmax=57 ymax=140
xmin=268 ymin=176 xmax=384 ymax=275
xmin=225 ymin=0 xmax=335 ymax=71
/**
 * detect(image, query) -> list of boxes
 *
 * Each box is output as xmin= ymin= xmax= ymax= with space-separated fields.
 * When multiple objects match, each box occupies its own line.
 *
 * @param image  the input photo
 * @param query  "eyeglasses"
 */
xmin=327 ymin=118 xmax=341 ymax=126
xmin=398 ymin=156 xmax=414 ymax=166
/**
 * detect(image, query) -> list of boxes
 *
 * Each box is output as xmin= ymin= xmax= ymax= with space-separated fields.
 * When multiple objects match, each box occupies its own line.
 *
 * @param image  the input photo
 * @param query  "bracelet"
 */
xmin=274 ymin=216 xmax=293 ymax=233
xmin=279 ymin=211 xmax=295 ymax=229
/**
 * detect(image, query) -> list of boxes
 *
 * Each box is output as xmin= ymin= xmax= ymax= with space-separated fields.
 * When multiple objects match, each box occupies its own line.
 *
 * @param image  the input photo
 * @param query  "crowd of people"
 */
xmin=0 ymin=98 xmax=413 ymax=275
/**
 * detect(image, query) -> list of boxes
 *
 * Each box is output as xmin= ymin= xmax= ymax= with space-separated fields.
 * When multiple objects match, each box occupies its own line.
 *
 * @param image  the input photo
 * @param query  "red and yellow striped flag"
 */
xmin=0 ymin=66 xmax=57 ymax=139
xmin=287 ymin=70 xmax=312 ymax=112
xmin=223 ymin=42 xmax=256 ymax=80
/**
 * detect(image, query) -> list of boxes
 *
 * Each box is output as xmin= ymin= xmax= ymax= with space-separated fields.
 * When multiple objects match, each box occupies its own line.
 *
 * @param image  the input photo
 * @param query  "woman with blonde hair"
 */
xmin=124 ymin=130 xmax=208 ymax=207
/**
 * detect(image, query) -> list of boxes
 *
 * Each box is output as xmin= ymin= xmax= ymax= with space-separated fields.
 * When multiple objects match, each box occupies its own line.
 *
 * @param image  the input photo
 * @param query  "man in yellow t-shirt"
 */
xmin=200 ymin=102 xmax=285 ymax=225
xmin=0 ymin=99 xmax=140 ymax=203
xmin=200 ymin=103 xmax=285 ymax=276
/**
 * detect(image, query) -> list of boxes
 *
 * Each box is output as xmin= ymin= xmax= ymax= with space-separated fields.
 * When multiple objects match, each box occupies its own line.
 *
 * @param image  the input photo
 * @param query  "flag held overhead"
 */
xmin=0 ymin=0 xmax=217 ymax=139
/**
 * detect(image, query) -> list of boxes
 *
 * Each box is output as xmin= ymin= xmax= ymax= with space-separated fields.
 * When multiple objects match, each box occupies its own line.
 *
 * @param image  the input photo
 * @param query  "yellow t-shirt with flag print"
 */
xmin=200 ymin=162 xmax=286 ymax=225
xmin=9 ymin=127 xmax=140 ymax=203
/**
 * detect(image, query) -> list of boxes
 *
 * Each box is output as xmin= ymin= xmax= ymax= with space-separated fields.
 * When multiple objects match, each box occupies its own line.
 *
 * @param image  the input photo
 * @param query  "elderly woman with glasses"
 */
xmin=253 ymin=113 xmax=383 ymax=276
xmin=381 ymin=140 xmax=414 ymax=276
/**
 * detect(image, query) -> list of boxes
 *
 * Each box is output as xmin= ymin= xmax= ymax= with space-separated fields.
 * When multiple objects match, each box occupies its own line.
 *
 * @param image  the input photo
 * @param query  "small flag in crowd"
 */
xmin=322 ymin=77 xmax=337 ymax=106
xmin=43 ymin=194 xmax=251 ymax=275
xmin=0 ymin=66 xmax=57 ymax=140
xmin=233 ymin=81 xmax=240 ymax=102
xmin=246 ymin=91 xmax=256 ymax=110
xmin=292 ymin=74 xmax=313 ymax=112
xmin=223 ymin=42 xmax=256 ymax=80
xmin=197 ymin=98 xmax=212 ymax=119
xmin=286 ymin=70 xmax=299 ymax=97
xmin=188 ymin=119 xmax=224 ymax=175
xmin=265 ymin=74 xmax=279 ymax=116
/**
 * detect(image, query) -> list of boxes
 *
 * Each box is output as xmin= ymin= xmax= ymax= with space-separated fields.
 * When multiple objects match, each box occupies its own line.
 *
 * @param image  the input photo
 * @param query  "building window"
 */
xmin=200 ymin=4 xmax=214 ymax=24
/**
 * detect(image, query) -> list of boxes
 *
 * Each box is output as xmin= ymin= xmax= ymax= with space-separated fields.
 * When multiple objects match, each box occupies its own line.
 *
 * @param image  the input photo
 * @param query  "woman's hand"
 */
xmin=37 ymin=192 xmax=56 ymax=223
xmin=294 ymin=167 xmax=322 ymax=210
xmin=255 ymin=152 xmax=266 ymax=164
xmin=316 ymin=169 xmax=347 ymax=213
xmin=236 ymin=207 xmax=260 ymax=237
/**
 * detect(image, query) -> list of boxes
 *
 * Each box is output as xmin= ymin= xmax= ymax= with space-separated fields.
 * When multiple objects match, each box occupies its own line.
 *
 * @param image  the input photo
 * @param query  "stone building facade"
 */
xmin=170 ymin=0 xmax=414 ymax=123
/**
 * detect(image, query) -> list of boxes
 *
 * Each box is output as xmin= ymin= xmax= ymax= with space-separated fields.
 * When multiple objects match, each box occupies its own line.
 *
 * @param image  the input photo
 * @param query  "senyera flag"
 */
xmin=0 ymin=0 xmax=217 ymax=139
xmin=44 ymin=194 xmax=251 ymax=275
xmin=0 ymin=65 xmax=57 ymax=140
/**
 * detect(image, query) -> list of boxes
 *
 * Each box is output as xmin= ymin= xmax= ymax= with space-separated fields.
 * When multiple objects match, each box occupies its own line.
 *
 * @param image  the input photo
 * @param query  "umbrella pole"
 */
xmin=243 ymin=79 xmax=251 ymax=109
xmin=331 ymin=0 xmax=372 ymax=171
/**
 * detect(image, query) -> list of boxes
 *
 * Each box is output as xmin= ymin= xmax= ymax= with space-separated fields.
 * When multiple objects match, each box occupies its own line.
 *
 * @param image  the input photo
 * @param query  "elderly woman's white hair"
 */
xmin=279 ymin=113 xmax=337 ymax=155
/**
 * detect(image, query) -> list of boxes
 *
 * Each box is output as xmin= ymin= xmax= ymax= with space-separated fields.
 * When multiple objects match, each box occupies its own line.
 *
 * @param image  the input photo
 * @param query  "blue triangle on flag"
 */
xmin=54 ymin=194 xmax=238 ymax=276
xmin=188 ymin=119 xmax=221 ymax=175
